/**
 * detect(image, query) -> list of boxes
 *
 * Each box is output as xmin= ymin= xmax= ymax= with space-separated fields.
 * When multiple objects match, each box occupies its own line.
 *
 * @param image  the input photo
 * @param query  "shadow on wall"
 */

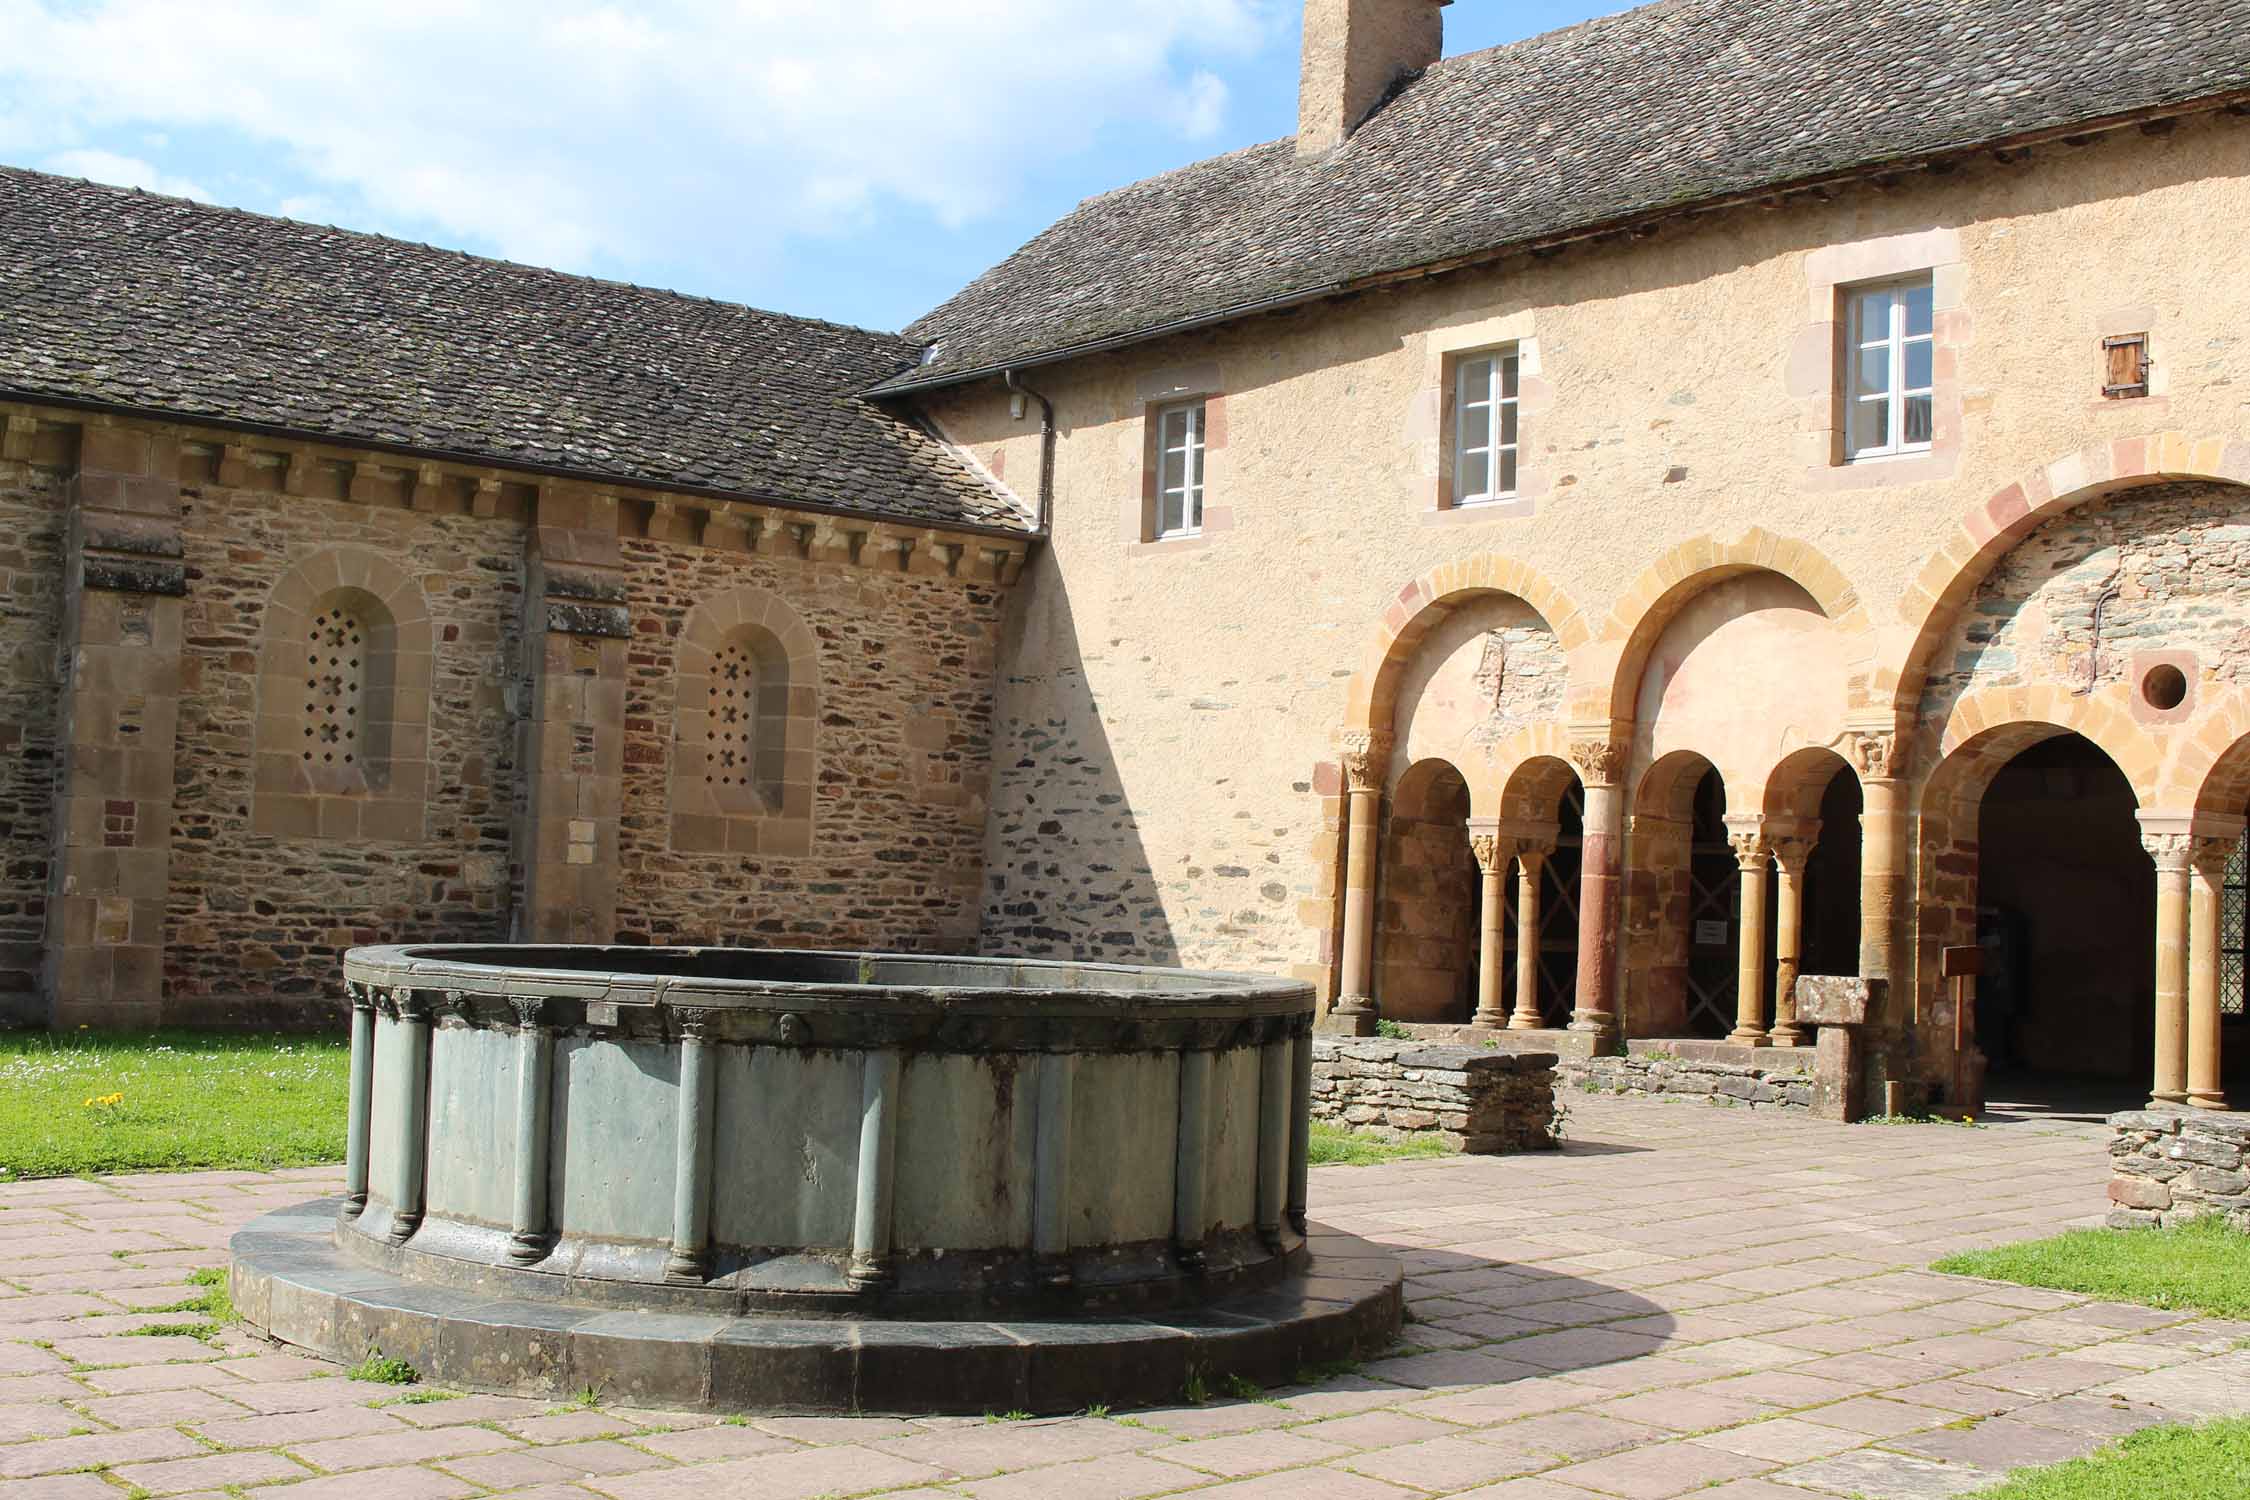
xmin=977 ymin=550 xmax=1180 ymax=964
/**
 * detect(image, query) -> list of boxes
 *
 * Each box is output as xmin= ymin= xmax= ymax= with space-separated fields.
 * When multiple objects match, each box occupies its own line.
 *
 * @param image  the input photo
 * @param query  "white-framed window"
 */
xmin=1453 ymin=349 xmax=1519 ymax=505
xmin=1154 ymin=400 xmax=1206 ymax=538
xmin=1845 ymin=276 xmax=1935 ymax=460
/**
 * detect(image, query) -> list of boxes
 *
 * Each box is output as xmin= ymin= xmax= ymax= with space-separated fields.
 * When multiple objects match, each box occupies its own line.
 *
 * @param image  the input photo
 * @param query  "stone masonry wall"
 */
xmin=2106 ymin=1108 xmax=2250 ymax=1228
xmin=163 ymin=486 xmax=525 ymax=1020
xmin=616 ymin=539 xmax=1002 ymax=952
xmin=0 ymin=460 xmax=63 ymax=1020
xmin=1919 ymin=480 xmax=2250 ymax=735
xmin=1311 ymin=1037 xmax=1558 ymax=1153
xmin=1562 ymin=1043 xmax=1816 ymax=1112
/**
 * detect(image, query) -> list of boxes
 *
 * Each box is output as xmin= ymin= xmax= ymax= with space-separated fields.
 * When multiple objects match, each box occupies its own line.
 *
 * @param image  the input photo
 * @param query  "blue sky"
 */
xmin=0 ymin=2 xmax=1623 ymax=333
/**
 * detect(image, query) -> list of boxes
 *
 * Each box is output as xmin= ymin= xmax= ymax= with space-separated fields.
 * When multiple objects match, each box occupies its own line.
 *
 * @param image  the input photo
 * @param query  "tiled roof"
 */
xmin=889 ymin=0 xmax=2250 ymax=392
xmin=0 ymin=166 xmax=1030 ymax=534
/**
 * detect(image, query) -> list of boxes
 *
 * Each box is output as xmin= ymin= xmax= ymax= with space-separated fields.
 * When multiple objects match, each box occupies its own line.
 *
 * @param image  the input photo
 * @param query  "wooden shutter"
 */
xmin=2103 ymin=334 xmax=2150 ymax=398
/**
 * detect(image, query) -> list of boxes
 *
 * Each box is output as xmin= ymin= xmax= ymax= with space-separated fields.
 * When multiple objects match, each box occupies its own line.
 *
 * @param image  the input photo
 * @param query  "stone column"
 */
xmin=516 ymin=494 xmax=630 ymax=943
xmin=1768 ymin=824 xmax=1819 ymax=1047
xmin=45 ymin=425 xmax=186 ymax=1027
xmin=2188 ymin=833 xmax=2234 ymax=1110
xmin=1568 ymin=737 xmax=1627 ymax=1042
xmin=1512 ymin=831 xmax=1558 ymax=1030
xmin=1725 ymin=817 xmax=1773 ymax=1047
xmin=1468 ymin=823 xmax=1512 ymax=1030
xmin=1332 ymin=731 xmax=1387 ymax=1035
xmin=2141 ymin=827 xmax=2192 ymax=1106
xmin=1851 ymin=730 xmax=1910 ymax=1111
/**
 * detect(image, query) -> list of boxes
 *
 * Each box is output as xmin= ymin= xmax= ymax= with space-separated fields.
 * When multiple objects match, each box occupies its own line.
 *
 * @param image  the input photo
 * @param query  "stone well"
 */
xmin=230 ymin=946 xmax=1401 ymax=1414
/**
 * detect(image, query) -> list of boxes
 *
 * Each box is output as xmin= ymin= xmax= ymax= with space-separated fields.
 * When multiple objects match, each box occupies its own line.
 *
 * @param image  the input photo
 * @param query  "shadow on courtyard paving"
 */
xmin=3 ymin=1092 xmax=2248 ymax=1500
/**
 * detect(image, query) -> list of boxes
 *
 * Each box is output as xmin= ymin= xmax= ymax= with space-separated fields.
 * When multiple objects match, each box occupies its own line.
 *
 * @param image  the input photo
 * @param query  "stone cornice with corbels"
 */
xmin=0 ymin=399 xmax=1030 ymax=586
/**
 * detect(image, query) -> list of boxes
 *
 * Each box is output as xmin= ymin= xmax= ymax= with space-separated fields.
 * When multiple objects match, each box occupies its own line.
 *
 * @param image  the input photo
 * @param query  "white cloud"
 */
xmin=42 ymin=148 xmax=213 ymax=201
xmin=0 ymin=0 xmax=1276 ymax=293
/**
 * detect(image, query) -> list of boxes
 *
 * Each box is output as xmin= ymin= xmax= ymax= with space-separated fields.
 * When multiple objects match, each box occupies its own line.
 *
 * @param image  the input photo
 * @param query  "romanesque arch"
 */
xmin=1596 ymin=532 xmax=1872 ymax=726
xmin=1890 ymin=432 xmax=2250 ymax=721
xmin=670 ymin=586 xmax=819 ymax=854
xmin=253 ymin=548 xmax=433 ymax=839
xmin=1345 ymin=556 xmax=1589 ymax=736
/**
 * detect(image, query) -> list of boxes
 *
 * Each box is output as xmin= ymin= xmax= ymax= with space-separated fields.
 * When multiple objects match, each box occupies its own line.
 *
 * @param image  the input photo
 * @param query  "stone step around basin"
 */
xmin=230 ymin=1198 xmax=1404 ymax=1416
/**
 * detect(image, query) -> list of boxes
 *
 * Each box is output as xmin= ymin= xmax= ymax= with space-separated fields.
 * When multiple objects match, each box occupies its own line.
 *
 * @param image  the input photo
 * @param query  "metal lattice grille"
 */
xmin=2225 ymin=830 xmax=2247 ymax=1017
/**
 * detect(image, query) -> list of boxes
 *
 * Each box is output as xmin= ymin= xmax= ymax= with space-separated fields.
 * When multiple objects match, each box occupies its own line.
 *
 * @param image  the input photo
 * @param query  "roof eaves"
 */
xmin=2 ymin=385 xmax=1041 ymax=541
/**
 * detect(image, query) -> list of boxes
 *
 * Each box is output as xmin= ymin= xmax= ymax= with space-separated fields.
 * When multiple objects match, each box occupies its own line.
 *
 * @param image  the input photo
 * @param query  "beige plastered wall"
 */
xmin=923 ymin=113 xmax=2250 ymax=1003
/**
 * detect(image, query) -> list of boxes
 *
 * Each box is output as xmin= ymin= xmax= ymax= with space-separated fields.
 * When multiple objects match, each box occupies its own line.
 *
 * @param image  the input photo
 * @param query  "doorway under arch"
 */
xmin=1973 ymin=733 xmax=2154 ymax=1094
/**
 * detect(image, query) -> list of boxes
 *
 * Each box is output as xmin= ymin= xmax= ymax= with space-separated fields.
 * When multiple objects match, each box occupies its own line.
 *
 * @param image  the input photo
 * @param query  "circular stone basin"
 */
xmin=230 ymin=946 xmax=1402 ymax=1414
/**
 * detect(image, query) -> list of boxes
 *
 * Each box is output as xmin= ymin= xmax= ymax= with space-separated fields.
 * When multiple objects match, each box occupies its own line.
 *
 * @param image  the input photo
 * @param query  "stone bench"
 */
xmin=1310 ymin=1038 xmax=1558 ymax=1153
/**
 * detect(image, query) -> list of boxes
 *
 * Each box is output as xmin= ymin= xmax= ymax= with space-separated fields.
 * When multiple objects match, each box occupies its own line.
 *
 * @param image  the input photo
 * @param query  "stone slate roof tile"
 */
xmin=0 ymin=166 xmax=1030 ymax=533
xmin=889 ymin=0 xmax=2250 ymax=391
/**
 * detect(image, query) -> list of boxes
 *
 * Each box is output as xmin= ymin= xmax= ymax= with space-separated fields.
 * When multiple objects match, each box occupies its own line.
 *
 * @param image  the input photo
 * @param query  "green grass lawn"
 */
xmin=0 ymin=1029 xmax=349 ymax=1179
xmin=1933 ymin=1215 xmax=2250 ymax=1320
xmin=1307 ymin=1121 xmax=1452 ymax=1166
xmin=1964 ymin=1418 xmax=2250 ymax=1499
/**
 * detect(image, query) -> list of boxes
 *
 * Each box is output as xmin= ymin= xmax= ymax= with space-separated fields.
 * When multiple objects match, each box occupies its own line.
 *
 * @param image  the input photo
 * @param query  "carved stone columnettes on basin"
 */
xmin=229 ymin=945 xmax=1402 ymax=1415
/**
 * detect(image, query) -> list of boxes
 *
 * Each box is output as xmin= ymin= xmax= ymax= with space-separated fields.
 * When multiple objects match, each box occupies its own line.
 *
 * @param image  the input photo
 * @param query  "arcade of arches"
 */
xmin=1328 ymin=470 xmax=2250 ymax=1114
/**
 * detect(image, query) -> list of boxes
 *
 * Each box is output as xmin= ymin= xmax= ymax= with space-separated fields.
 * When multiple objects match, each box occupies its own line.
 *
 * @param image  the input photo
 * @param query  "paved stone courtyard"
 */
xmin=4 ymin=1094 xmax=2248 ymax=1500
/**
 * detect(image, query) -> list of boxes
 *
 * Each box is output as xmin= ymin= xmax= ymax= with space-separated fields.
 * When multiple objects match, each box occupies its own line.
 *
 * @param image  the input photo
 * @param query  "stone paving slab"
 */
xmin=4 ymin=1094 xmax=2249 ymax=1499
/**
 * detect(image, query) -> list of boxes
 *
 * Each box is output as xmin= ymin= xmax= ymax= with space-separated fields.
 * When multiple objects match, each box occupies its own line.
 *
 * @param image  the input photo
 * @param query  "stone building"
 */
xmin=0 ymin=172 xmax=1032 ymax=1027
xmin=900 ymin=0 xmax=2250 ymax=1113
xmin=6 ymin=0 xmax=2250 ymax=1116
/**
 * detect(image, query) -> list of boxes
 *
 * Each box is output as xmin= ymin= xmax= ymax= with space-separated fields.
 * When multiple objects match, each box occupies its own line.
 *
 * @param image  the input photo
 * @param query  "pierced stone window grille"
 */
xmin=708 ymin=640 xmax=759 ymax=800
xmin=305 ymin=606 xmax=366 ymax=771
xmin=1844 ymin=276 xmax=1935 ymax=461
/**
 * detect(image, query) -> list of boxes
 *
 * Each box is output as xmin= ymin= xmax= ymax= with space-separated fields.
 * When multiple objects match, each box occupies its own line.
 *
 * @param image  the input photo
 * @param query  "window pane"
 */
xmin=1458 ymin=449 xmax=1490 ymax=500
xmin=1499 ymin=353 xmax=1519 ymax=400
xmin=1903 ymin=395 xmax=1933 ymax=446
xmin=1904 ymin=340 xmax=1933 ymax=391
xmin=1851 ymin=397 xmax=1889 ymax=455
xmin=1903 ymin=281 xmax=1934 ymax=338
xmin=1161 ymin=447 xmax=1186 ymax=493
xmin=1459 ymin=357 xmax=1492 ymax=405
xmin=1853 ymin=288 xmax=1894 ymax=344
xmin=1159 ymin=490 xmax=1184 ymax=536
xmin=1499 ymin=448 xmax=1518 ymax=496
xmin=1160 ymin=408 xmax=1187 ymax=450
xmin=1184 ymin=485 xmax=1203 ymax=531
xmin=1855 ymin=346 xmax=1890 ymax=399
xmin=1500 ymin=402 xmax=1518 ymax=447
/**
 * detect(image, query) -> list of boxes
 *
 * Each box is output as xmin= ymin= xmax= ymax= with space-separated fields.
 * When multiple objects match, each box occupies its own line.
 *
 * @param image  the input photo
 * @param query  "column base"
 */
xmin=1471 ymin=1011 xmax=1509 ymax=1032
xmin=1726 ymin=1029 xmax=1772 ymax=1048
xmin=1332 ymin=996 xmax=1378 ymax=1038
xmin=2188 ymin=1094 xmax=2230 ymax=1110
xmin=1506 ymin=1012 xmax=1545 ymax=1031
xmin=1769 ymin=1025 xmax=1807 ymax=1048
xmin=2151 ymin=1092 xmax=2190 ymax=1107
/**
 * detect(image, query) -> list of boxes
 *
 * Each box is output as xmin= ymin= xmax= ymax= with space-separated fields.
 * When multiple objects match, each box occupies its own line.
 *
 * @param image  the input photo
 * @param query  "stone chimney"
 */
xmin=1297 ymin=0 xmax=1446 ymax=157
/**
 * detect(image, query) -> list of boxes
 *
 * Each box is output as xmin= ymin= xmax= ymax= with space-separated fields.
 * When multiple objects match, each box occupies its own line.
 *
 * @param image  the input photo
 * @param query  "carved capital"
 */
xmin=1769 ymin=836 xmax=1818 ymax=875
xmin=395 ymin=988 xmax=436 ymax=1023
xmin=1847 ymin=729 xmax=1903 ymax=781
xmin=2191 ymin=835 xmax=2237 ymax=881
xmin=671 ymin=1005 xmax=716 ymax=1040
xmin=509 ymin=996 xmax=548 ymax=1030
xmin=1728 ymin=830 xmax=1775 ymax=871
xmin=1340 ymin=729 xmax=1391 ymax=792
xmin=1469 ymin=832 xmax=1503 ymax=874
xmin=346 ymin=980 xmax=376 ymax=1013
xmin=1567 ymin=738 xmax=1626 ymax=787
xmin=2141 ymin=830 xmax=2195 ymax=872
